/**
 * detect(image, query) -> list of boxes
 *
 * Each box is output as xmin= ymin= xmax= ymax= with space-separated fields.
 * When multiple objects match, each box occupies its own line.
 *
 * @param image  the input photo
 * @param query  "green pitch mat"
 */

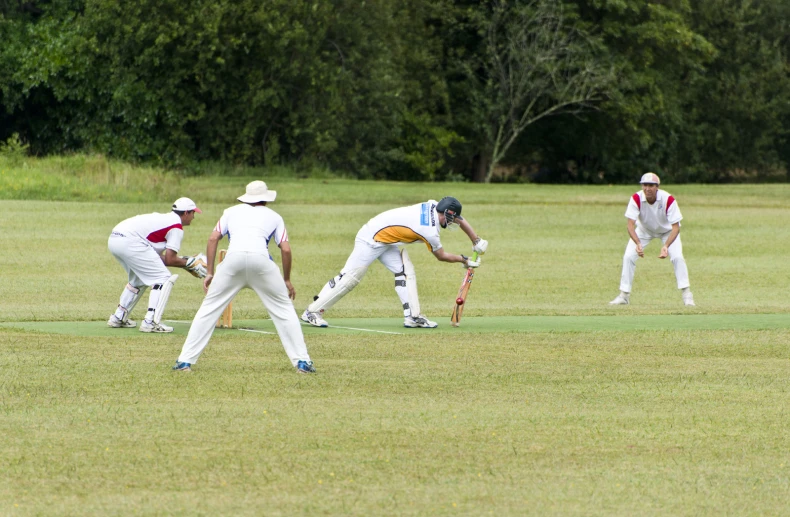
xmin=2 ymin=314 xmax=788 ymax=337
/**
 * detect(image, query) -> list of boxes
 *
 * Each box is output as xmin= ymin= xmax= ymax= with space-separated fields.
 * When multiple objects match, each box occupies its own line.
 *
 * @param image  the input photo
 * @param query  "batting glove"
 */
xmin=473 ymin=237 xmax=488 ymax=254
xmin=461 ymin=255 xmax=481 ymax=268
xmin=184 ymin=254 xmax=208 ymax=279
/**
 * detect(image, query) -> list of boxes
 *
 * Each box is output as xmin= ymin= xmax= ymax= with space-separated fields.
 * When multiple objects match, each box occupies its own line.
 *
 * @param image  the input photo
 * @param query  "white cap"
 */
xmin=172 ymin=197 xmax=202 ymax=213
xmin=237 ymin=181 xmax=277 ymax=203
xmin=639 ymin=172 xmax=660 ymax=185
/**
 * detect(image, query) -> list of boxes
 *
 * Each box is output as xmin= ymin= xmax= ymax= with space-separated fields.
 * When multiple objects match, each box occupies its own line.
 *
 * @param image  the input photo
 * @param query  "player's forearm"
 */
xmin=163 ymin=249 xmax=186 ymax=267
xmin=459 ymin=219 xmax=478 ymax=242
xmin=280 ymin=249 xmax=292 ymax=281
xmin=664 ymin=225 xmax=680 ymax=249
xmin=433 ymin=248 xmax=468 ymax=265
xmin=627 ymin=220 xmax=640 ymax=245
xmin=205 ymin=231 xmax=222 ymax=275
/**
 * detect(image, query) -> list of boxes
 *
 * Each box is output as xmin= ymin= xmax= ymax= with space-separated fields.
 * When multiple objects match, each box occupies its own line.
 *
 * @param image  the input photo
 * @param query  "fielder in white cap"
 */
xmin=172 ymin=181 xmax=315 ymax=374
xmin=609 ymin=173 xmax=695 ymax=306
xmin=107 ymin=197 xmax=206 ymax=332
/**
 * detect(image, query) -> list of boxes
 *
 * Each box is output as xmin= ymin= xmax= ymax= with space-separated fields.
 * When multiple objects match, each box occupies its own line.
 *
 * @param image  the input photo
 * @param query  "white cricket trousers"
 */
xmin=108 ymin=235 xmax=171 ymax=286
xmin=178 ymin=251 xmax=311 ymax=366
xmin=108 ymin=235 xmax=172 ymax=319
xmin=342 ymin=238 xmax=405 ymax=274
xmin=619 ymin=231 xmax=690 ymax=293
xmin=306 ymin=237 xmax=410 ymax=315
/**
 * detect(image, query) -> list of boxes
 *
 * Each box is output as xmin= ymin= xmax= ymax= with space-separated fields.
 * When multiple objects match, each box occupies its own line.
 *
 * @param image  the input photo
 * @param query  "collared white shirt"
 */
xmin=357 ymin=201 xmax=443 ymax=251
xmin=215 ymin=204 xmax=288 ymax=254
xmin=112 ymin=212 xmax=184 ymax=254
xmin=625 ymin=189 xmax=683 ymax=236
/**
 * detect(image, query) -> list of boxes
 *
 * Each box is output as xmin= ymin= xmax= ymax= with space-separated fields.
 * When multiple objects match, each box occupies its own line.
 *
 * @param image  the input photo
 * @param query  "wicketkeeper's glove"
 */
xmin=473 ymin=237 xmax=488 ymax=254
xmin=183 ymin=253 xmax=208 ymax=278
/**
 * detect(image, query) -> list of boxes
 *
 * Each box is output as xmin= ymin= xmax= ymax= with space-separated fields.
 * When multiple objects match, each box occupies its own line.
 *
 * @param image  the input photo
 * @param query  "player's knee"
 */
xmin=150 ymin=277 xmax=171 ymax=287
xmin=394 ymin=270 xmax=406 ymax=288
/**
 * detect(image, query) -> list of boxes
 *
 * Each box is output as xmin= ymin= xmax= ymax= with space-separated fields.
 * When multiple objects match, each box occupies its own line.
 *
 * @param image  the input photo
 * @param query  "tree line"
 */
xmin=1 ymin=0 xmax=788 ymax=183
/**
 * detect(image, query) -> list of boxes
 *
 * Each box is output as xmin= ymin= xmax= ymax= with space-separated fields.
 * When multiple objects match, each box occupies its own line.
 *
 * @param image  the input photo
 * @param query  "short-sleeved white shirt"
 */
xmin=625 ymin=189 xmax=682 ymax=236
xmin=214 ymin=204 xmax=288 ymax=254
xmin=357 ymin=201 xmax=443 ymax=251
xmin=112 ymin=212 xmax=184 ymax=254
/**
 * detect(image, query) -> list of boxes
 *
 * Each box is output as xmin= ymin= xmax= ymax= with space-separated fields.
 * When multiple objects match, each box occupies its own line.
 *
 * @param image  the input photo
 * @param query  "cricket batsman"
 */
xmin=301 ymin=197 xmax=488 ymax=328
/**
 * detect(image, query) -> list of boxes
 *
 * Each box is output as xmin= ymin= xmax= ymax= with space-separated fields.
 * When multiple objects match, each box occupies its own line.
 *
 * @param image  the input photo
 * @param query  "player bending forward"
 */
xmin=107 ymin=197 xmax=207 ymax=333
xmin=172 ymin=181 xmax=315 ymax=374
xmin=610 ymin=173 xmax=695 ymax=306
xmin=301 ymin=197 xmax=488 ymax=328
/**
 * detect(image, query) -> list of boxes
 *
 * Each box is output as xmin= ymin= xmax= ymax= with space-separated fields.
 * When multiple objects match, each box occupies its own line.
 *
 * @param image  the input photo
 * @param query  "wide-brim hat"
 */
xmin=238 ymin=181 xmax=277 ymax=203
xmin=639 ymin=172 xmax=660 ymax=185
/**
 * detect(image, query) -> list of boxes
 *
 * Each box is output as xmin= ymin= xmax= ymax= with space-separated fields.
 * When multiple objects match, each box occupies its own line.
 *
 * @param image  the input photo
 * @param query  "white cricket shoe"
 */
xmin=301 ymin=310 xmax=328 ymax=328
xmin=404 ymin=315 xmax=438 ymax=328
xmin=139 ymin=321 xmax=174 ymax=333
xmin=682 ymin=292 xmax=696 ymax=306
xmin=609 ymin=293 xmax=630 ymax=305
xmin=107 ymin=315 xmax=136 ymax=328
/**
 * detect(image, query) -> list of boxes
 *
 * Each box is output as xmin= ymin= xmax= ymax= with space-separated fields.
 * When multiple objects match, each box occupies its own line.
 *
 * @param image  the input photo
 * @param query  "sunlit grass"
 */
xmin=2 ymin=328 xmax=790 ymax=515
xmin=1 ymin=161 xmax=790 ymax=514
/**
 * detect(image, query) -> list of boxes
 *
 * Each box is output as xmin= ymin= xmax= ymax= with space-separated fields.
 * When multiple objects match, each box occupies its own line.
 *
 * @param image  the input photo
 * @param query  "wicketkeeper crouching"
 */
xmin=107 ymin=197 xmax=207 ymax=333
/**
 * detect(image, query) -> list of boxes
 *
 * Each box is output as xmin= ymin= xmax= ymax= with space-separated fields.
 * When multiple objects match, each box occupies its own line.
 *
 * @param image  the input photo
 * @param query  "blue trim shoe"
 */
xmin=172 ymin=361 xmax=192 ymax=372
xmin=296 ymin=360 xmax=316 ymax=374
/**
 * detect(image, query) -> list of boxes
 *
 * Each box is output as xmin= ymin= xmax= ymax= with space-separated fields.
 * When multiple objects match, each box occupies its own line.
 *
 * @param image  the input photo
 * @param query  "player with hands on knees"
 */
xmin=609 ymin=172 xmax=695 ymax=307
xmin=301 ymin=196 xmax=487 ymax=329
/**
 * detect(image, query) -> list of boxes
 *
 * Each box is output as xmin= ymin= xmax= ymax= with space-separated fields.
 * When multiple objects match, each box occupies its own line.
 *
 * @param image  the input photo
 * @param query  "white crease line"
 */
xmin=236 ymin=328 xmax=277 ymax=336
xmin=237 ymin=328 xmax=278 ymax=335
xmin=300 ymin=322 xmax=403 ymax=335
xmin=165 ymin=320 xmax=277 ymax=336
xmin=166 ymin=319 xmax=402 ymax=335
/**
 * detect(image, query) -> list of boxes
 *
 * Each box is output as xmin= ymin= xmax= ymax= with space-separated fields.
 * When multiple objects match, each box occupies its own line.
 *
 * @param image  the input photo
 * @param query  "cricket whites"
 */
xmin=450 ymin=251 xmax=479 ymax=327
xmin=215 ymin=249 xmax=233 ymax=328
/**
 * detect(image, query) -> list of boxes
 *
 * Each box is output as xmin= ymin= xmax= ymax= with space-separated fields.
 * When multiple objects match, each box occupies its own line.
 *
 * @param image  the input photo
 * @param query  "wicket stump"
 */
xmin=216 ymin=249 xmax=233 ymax=328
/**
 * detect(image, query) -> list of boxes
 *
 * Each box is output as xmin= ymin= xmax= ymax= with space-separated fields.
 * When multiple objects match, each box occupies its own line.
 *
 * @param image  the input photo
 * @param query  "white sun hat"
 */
xmin=237 ymin=181 xmax=277 ymax=203
xmin=639 ymin=172 xmax=660 ymax=185
xmin=172 ymin=197 xmax=202 ymax=213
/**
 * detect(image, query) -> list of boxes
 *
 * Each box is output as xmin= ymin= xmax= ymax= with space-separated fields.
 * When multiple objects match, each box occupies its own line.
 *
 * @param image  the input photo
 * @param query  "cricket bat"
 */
xmin=450 ymin=251 xmax=479 ymax=327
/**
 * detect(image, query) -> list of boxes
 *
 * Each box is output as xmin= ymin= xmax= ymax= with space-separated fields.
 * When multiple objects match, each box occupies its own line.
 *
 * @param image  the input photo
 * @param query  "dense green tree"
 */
xmin=513 ymin=0 xmax=789 ymax=183
xmin=476 ymin=0 xmax=614 ymax=183
xmin=0 ymin=0 xmax=456 ymax=177
xmin=537 ymin=0 xmax=716 ymax=183
xmin=675 ymin=0 xmax=790 ymax=181
xmin=1 ymin=0 xmax=788 ymax=182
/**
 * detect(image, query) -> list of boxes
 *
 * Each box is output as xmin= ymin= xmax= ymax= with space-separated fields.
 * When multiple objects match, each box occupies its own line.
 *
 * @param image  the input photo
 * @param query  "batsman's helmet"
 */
xmin=436 ymin=196 xmax=463 ymax=225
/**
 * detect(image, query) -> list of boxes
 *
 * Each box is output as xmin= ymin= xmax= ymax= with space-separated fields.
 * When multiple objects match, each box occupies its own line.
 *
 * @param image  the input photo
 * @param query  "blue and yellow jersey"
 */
xmin=358 ymin=201 xmax=443 ymax=251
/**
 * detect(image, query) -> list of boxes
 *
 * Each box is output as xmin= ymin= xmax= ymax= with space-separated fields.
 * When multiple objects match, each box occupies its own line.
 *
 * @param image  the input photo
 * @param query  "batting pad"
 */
xmin=307 ymin=267 xmax=368 ymax=313
xmin=400 ymin=248 xmax=421 ymax=317
xmin=119 ymin=283 xmax=147 ymax=322
xmin=153 ymin=274 xmax=178 ymax=324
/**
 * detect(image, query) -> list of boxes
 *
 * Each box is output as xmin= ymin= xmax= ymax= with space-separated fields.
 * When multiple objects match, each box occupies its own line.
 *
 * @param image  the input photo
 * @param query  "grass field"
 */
xmin=2 ymin=156 xmax=790 ymax=515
